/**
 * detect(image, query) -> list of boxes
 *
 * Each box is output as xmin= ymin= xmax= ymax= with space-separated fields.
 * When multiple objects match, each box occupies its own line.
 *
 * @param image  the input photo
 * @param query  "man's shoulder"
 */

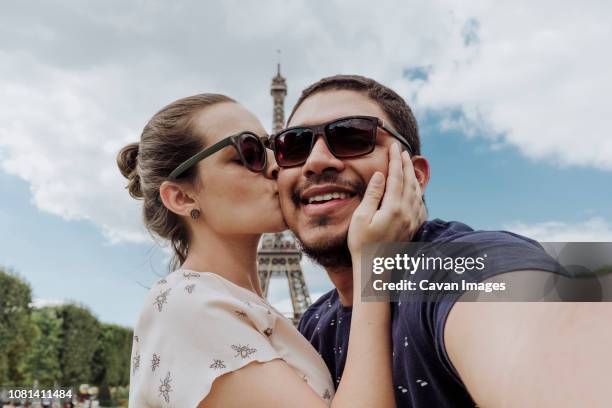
xmin=417 ymin=219 xmax=558 ymax=277
xmin=420 ymin=218 xmax=540 ymax=247
xmin=416 ymin=218 xmax=473 ymax=242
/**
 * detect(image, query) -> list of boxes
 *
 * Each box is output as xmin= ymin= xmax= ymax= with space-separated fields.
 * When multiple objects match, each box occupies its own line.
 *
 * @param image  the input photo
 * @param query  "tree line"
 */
xmin=0 ymin=267 xmax=132 ymax=397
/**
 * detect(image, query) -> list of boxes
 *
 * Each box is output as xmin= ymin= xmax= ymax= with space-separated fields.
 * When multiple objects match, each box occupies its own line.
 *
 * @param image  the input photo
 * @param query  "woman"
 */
xmin=118 ymin=93 xmax=423 ymax=407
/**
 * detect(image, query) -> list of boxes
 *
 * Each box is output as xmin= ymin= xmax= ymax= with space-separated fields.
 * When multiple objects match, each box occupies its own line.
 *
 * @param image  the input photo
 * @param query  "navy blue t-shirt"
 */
xmin=298 ymin=219 xmax=561 ymax=407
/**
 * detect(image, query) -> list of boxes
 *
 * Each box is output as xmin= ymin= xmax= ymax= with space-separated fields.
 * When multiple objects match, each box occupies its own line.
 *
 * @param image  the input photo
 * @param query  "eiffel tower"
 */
xmin=258 ymin=63 xmax=311 ymax=326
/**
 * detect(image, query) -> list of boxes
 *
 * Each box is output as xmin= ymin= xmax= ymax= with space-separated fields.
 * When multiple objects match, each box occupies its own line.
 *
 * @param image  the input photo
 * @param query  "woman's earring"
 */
xmin=190 ymin=209 xmax=201 ymax=220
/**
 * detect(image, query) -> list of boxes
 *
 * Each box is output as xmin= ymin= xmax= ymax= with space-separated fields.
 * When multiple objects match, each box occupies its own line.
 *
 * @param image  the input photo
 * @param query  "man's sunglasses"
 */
xmin=269 ymin=115 xmax=413 ymax=167
xmin=168 ymin=131 xmax=268 ymax=179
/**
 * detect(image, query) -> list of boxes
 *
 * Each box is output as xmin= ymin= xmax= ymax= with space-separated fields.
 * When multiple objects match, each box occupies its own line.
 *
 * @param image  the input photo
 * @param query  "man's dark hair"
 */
xmin=287 ymin=74 xmax=421 ymax=156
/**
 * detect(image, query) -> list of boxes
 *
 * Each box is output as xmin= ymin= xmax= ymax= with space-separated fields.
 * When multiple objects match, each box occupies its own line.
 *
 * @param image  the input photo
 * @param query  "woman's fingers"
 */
xmin=373 ymin=143 xmax=406 ymax=233
xmin=401 ymin=151 xmax=427 ymax=236
xmin=349 ymin=144 xmax=426 ymax=252
xmin=371 ymin=149 xmax=424 ymax=240
xmin=352 ymin=171 xmax=386 ymax=226
xmin=379 ymin=143 xmax=404 ymax=211
xmin=348 ymin=171 xmax=386 ymax=254
xmin=400 ymin=151 xmax=420 ymax=204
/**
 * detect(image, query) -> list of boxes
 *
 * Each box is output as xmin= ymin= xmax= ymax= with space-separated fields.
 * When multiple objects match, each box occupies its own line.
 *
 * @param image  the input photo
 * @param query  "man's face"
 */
xmin=277 ymin=90 xmax=402 ymax=267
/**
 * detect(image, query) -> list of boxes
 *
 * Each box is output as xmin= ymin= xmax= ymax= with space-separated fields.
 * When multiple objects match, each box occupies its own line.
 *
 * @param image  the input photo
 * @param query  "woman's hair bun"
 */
xmin=117 ymin=142 xmax=143 ymax=199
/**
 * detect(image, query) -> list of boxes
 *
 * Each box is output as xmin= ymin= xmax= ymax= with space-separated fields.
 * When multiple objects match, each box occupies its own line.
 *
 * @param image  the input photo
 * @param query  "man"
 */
xmin=274 ymin=74 xmax=611 ymax=407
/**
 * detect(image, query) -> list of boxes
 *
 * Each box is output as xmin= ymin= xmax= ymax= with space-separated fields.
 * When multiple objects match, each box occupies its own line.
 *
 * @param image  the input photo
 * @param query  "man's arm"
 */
xmin=445 ymin=270 xmax=612 ymax=407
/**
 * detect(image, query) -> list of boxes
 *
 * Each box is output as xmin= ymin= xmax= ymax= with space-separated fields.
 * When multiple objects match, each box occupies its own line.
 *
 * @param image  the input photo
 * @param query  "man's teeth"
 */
xmin=308 ymin=192 xmax=350 ymax=204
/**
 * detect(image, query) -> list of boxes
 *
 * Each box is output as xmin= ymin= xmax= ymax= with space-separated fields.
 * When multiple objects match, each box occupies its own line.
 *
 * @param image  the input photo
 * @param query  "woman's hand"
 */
xmin=348 ymin=143 xmax=426 ymax=258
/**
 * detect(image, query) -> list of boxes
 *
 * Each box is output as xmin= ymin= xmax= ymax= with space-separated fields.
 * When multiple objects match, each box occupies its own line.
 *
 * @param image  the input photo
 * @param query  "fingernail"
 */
xmin=371 ymin=172 xmax=384 ymax=185
xmin=393 ymin=143 xmax=400 ymax=152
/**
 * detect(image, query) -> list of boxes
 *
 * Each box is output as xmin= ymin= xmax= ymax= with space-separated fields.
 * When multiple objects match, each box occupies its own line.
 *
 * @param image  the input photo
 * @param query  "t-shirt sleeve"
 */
xmin=428 ymin=231 xmax=562 ymax=381
xmin=129 ymin=278 xmax=281 ymax=407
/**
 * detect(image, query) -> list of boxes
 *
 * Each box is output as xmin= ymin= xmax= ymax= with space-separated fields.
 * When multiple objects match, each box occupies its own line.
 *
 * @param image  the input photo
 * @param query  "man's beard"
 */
xmin=294 ymin=227 xmax=353 ymax=269
xmin=289 ymin=171 xmax=366 ymax=269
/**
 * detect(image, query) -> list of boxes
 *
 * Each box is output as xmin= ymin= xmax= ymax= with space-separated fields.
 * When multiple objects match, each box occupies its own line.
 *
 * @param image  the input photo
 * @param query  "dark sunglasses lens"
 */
xmin=326 ymin=118 xmax=376 ymax=157
xmin=275 ymin=128 xmax=313 ymax=166
xmin=239 ymin=133 xmax=266 ymax=171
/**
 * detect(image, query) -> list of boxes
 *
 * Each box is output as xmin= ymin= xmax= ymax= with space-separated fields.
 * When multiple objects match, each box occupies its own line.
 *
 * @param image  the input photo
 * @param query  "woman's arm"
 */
xmin=336 ymin=144 xmax=425 ymax=407
xmin=331 ymin=251 xmax=395 ymax=407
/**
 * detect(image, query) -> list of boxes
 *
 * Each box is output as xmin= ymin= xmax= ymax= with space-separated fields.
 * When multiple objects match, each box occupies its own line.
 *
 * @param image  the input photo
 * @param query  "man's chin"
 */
xmin=294 ymin=231 xmax=352 ymax=269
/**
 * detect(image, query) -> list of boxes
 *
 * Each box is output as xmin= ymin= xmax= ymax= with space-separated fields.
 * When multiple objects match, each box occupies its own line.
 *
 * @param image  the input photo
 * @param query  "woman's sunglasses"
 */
xmin=168 ymin=132 xmax=268 ymax=179
xmin=269 ymin=115 xmax=413 ymax=167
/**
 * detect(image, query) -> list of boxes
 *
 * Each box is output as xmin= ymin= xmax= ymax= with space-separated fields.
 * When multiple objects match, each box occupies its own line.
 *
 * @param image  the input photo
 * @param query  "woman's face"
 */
xmin=189 ymin=102 xmax=286 ymax=235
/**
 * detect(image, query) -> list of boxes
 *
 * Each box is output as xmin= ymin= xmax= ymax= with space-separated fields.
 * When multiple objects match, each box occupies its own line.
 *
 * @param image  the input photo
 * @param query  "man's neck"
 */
xmin=325 ymin=265 xmax=354 ymax=306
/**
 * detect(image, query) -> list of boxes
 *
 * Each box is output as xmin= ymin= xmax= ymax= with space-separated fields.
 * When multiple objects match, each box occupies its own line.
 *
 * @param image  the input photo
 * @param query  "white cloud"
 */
xmin=30 ymin=298 xmax=66 ymax=308
xmin=411 ymin=2 xmax=612 ymax=170
xmin=505 ymin=217 xmax=612 ymax=242
xmin=0 ymin=0 xmax=610 ymax=244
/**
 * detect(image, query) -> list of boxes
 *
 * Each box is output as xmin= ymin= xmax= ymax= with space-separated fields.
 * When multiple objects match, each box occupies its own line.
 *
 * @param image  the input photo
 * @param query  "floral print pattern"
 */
xmin=183 ymin=271 xmax=200 ymax=280
xmin=210 ymin=359 xmax=226 ymax=370
xmin=153 ymin=288 xmax=171 ymax=312
xmin=158 ymin=371 xmax=173 ymax=403
xmin=151 ymin=353 xmax=160 ymax=372
xmin=132 ymin=352 xmax=140 ymax=375
xmin=231 ymin=344 xmax=257 ymax=359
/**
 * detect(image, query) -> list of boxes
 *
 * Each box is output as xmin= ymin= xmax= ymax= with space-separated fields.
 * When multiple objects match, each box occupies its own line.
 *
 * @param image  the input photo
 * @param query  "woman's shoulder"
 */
xmin=130 ymin=270 xmax=283 ymax=407
xmin=140 ymin=270 xmax=255 ymax=315
xmin=153 ymin=268 xmax=228 ymax=290
xmin=135 ymin=269 xmax=276 ymax=331
xmin=149 ymin=269 xmax=227 ymax=295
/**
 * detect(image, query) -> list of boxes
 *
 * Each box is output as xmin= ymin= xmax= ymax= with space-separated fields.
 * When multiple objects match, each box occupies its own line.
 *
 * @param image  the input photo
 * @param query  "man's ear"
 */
xmin=411 ymin=156 xmax=430 ymax=193
xmin=159 ymin=180 xmax=198 ymax=218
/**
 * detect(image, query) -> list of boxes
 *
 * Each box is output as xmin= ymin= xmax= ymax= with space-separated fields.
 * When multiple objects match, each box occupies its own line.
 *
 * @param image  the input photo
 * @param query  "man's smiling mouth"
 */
xmin=299 ymin=185 xmax=357 ymax=206
xmin=290 ymin=174 xmax=365 ymax=209
xmin=297 ymin=184 xmax=360 ymax=217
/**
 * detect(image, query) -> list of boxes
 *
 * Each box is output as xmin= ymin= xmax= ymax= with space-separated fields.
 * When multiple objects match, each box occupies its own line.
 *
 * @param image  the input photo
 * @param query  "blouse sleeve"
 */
xmin=129 ymin=274 xmax=282 ymax=407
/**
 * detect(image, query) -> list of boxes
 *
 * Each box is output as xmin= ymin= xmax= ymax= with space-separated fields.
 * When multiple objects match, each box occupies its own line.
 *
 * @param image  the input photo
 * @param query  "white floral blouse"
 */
xmin=129 ymin=269 xmax=334 ymax=407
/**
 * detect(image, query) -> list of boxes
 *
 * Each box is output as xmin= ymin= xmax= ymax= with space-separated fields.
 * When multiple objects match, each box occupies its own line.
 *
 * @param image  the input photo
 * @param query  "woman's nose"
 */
xmin=264 ymin=149 xmax=279 ymax=179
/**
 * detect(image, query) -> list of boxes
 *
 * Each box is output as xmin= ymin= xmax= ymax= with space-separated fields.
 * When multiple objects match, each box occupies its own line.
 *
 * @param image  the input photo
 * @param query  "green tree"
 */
xmin=57 ymin=303 xmax=101 ymax=386
xmin=0 ymin=267 xmax=37 ymax=385
xmin=118 ymin=327 xmax=133 ymax=386
xmin=91 ymin=323 xmax=133 ymax=406
xmin=92 ymin=323 xmax=133 ymax=387
xmin=25 ymin=307 xmax=62 ymax=386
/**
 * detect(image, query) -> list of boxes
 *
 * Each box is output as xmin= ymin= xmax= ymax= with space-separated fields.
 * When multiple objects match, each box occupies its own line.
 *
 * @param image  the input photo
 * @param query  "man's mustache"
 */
xmin=291 ymin=172 xmax=366 ymax=206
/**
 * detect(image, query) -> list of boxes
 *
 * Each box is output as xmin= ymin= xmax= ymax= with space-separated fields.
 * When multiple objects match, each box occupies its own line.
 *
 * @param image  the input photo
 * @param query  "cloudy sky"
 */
xmin=1 ymin=0 xmax=611 ymax=327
